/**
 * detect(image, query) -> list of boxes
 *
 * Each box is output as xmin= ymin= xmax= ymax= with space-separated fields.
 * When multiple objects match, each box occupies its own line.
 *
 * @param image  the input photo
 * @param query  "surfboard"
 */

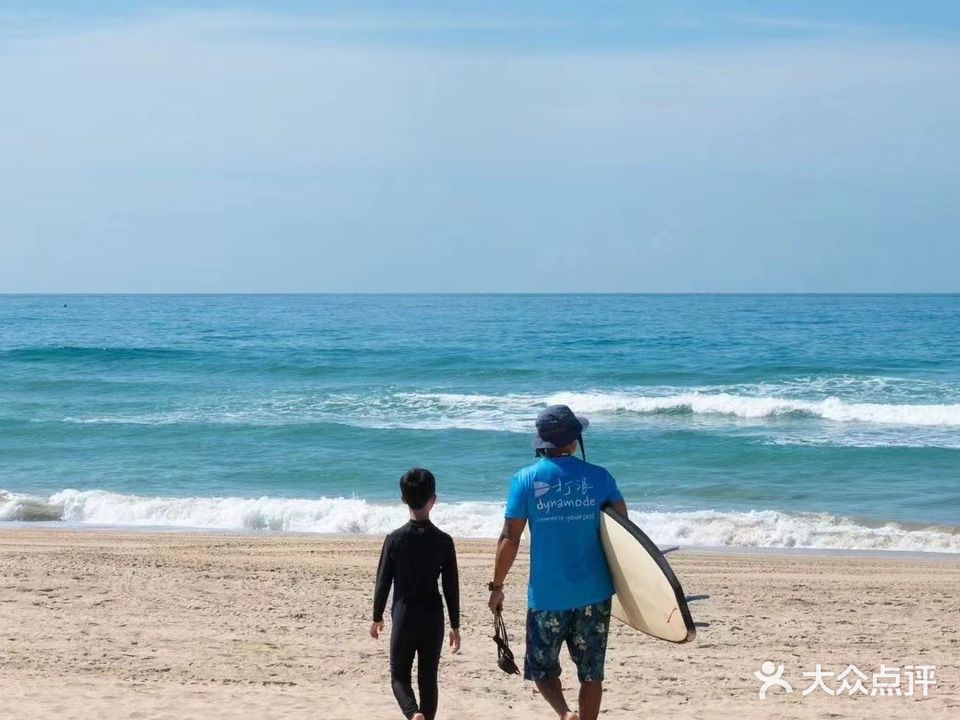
xmin=600 ymin=506 xmax=696 ymax=643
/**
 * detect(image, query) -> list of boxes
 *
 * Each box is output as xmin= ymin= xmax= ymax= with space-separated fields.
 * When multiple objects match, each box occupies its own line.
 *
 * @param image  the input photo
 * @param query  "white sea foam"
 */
xmin=543 ymin=391 xmax=960 ymax=426
xmin=628 ymin=509 xmax=960 ymax=553
xmin=1 ymin=489 xmax=957 ymax=553
xmin=377 ymin=389 xmax=960 ymax=433
xmin=0 ymin=489 xmax=506 ymax=537
xmin=58 ymin=387 xmax=960 ymax=431
xmin=766 ymin=432 xmax=960 ymax=449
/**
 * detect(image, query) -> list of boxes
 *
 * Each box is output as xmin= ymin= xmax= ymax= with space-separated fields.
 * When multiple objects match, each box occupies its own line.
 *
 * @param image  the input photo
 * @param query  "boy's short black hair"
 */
xmin=400 ymin=468 xmax=436 ymax=510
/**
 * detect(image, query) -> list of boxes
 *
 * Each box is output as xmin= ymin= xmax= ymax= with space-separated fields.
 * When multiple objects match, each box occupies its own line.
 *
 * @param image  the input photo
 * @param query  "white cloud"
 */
xmin=1 ymin=10 xmax=958 ymax=291
xmin=732 ymin=14 xmax=875 ymax=35
xmin=1 ymin=9 xmax=958 ymax=178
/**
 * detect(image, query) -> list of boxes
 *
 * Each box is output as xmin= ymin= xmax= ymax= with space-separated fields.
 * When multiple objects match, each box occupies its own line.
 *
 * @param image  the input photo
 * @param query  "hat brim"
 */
xmin=532 ymin=415 xmax=589 ymax=449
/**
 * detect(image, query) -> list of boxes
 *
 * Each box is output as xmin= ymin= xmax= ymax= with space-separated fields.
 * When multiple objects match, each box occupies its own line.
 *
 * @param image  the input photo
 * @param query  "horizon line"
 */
xmin=3 ymin=292 xmax=959 ymax=297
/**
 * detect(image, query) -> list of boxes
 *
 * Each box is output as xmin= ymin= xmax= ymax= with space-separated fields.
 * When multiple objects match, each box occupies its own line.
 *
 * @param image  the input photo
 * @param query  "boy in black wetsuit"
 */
xmin=371 ymin=468 xmax=461 ymax=720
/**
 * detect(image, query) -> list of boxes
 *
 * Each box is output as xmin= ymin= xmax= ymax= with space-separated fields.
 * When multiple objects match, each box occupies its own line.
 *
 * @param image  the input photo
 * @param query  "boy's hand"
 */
xmin=370 ymin=621 xmax=384 ymax=639
xmin=449 ymin=629 xmax=461 ymax=654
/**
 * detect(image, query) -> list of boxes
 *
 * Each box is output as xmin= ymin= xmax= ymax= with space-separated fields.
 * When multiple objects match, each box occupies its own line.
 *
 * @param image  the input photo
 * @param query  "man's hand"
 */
xmin=449 ymin=628 xmax=461 ymax=654
xmin=369 ymin=620 xmax=385 ymax=639
xmin=488 ymin=588 xmax=505 ymax=614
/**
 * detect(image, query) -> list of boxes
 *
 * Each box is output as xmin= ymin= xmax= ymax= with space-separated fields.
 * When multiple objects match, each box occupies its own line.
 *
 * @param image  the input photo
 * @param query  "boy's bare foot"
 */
xmin=412 ymin=714 xmax=426 ymax=720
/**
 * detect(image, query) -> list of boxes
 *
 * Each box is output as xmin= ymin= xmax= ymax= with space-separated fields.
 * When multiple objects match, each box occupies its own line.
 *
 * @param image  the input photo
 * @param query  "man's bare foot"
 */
xmin=562 ymin=712 xmax=579 ymax=720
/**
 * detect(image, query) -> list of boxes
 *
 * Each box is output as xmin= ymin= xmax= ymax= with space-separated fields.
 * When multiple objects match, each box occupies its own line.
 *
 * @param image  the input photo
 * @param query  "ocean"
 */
xmin=1 ymin=294 xmax=958 ymax=552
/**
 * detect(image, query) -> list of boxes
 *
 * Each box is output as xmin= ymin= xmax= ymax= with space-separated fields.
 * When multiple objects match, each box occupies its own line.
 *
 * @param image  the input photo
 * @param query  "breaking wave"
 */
xmin=56 ymin=387 xmax=960 ymax=431
xmin=1 ymin=488 xmax=957 ymax=553
xmin=544 ymin=391 xmax=960 ymax=426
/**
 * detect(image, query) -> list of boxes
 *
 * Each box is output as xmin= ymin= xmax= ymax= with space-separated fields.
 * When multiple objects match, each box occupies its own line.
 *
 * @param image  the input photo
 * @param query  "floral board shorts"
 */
xmin=524 ymin=599 xmax=612 ymax=683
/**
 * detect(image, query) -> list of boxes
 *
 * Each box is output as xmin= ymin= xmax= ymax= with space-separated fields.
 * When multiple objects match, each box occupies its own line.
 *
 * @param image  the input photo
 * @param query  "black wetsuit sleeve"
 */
xmin=372 ymin=535 xmax=394 ymax=623
xmin=441 ymin=537 xmax=460 ymax=629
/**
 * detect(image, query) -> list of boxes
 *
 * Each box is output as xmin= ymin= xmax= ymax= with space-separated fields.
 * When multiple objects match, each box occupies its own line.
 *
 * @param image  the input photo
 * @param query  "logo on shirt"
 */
xmin=535 ymin=475 xmax=597 ymax=516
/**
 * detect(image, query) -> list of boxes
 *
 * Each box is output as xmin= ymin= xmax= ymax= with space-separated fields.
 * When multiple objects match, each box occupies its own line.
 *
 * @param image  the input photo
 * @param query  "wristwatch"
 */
xmin=488 ymin=582 xmax=503 ymax=592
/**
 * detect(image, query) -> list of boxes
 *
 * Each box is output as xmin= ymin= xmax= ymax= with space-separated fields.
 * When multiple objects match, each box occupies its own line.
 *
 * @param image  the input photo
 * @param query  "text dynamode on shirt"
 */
xmin=505 ymin=456 xmax=624 ymax=611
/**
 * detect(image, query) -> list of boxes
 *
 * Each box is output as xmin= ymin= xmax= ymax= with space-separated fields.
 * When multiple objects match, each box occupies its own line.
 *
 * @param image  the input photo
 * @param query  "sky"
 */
xmin=1 ymin=1 xmax=959 ymax=292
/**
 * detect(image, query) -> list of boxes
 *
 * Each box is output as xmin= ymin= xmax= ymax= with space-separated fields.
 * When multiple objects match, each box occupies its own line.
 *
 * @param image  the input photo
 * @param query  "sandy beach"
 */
xmin=0 ymin=529 xmax=956 ymax=719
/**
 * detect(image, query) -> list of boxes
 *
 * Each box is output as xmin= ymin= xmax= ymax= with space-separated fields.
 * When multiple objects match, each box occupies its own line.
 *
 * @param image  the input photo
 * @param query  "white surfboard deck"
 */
xmin=600 ymin=507 xmax=696 ymax=643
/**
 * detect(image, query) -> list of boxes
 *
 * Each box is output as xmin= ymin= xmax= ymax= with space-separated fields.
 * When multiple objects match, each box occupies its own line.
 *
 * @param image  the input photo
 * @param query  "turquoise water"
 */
xmin=1 ymin=294 xmax=958 ymax=550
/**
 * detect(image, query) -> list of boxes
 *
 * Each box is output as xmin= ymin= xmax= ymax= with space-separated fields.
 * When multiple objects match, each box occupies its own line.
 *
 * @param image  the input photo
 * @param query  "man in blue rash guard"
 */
xmin=489 ymin=405 xmax=628 ymax=720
